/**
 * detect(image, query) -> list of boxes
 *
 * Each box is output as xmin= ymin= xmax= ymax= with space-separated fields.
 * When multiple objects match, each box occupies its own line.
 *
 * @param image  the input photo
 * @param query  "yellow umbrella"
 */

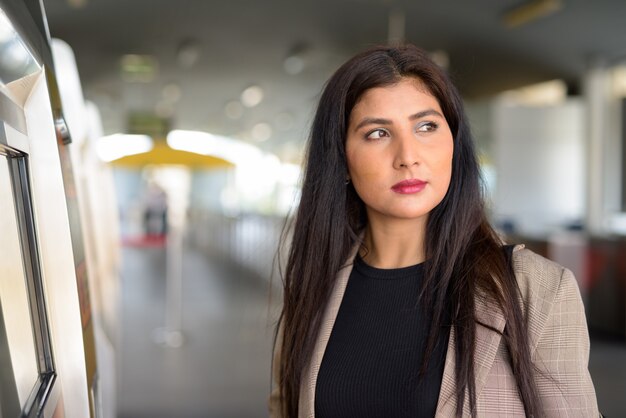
xmin=110 ymin=140 xmax=233 ymax=169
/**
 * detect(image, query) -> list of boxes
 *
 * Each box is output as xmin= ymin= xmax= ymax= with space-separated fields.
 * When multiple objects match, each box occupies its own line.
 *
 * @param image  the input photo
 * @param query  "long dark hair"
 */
xmin=276 ymin=44 xmax=540 ymax=417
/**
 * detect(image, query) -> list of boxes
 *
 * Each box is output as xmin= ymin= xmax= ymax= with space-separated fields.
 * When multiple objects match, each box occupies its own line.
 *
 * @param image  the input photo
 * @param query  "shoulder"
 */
xmin=510 ymin=245 xmax=568 ymax=299
xmin=510 ymin=247 xmax=599 ymax=414
xmin=510 ymin=245 xmax=585 ymax=351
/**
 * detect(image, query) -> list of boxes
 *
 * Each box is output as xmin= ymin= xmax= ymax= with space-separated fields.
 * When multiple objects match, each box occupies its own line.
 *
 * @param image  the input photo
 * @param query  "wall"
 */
xmin=492 ymin=98 xmax=585 ymax=236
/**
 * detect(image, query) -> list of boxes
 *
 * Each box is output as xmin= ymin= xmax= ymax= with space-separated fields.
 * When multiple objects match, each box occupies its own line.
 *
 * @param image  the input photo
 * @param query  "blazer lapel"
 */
xmin=298 ymin=244 xmax=359 ymax=418
xmin=435 ymin=324 xmax=458 ymax=416
xmin=300 ymin=244 xmax=520 ymax=417
xmin=435 ymin=280 xmax=508 ymax=415
xmin=473 ymin=288 xmax=507 ymax=396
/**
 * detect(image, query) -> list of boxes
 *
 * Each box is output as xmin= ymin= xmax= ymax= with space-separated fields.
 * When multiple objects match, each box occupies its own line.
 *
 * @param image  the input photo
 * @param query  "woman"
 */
xmin=270 ymin=44 xmax=599 ymax=417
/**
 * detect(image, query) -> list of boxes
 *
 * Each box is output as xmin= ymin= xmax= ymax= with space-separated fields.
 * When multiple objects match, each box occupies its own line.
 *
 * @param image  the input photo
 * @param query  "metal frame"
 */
xmin=0 ymin=142 xmax=59 ymax=418
xmin=0 ymin=4 xmax=60 ymax=411
xmin=2 ymin=1 xmax=92 ymax=415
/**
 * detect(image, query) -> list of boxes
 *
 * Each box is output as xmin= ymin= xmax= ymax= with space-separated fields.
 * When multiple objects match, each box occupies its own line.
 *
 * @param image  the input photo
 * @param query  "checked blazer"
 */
xmin=269 ymin=244 xmax=600 ymax=417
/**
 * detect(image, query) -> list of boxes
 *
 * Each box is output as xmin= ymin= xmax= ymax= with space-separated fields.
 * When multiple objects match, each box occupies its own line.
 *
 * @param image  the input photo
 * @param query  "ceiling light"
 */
xmin=120 ymin=54 xmax=157 ymax=82
xmin=177 ymin=39 xmax=201 ymax=68
xmin=96 ymin=134 xmax=153 ymax=162
xmin=429 ymin=50 xmax=449 ymax=70
xmin=67 ymin=0 xmax=87 ymax=8
xmin=166 ymin=129 xmax=263 ymax=166
xmin=284 ymin=42 xmax=311 ymax=75
xmin=499 ymin=79 xmax=567 ymax=106
xmin=612 ymin=65 xmax=626 ymax=97
xmin=241 ymin=85 xmax=264 ymax=107
xmin=502 ymin=0 xmax=562 ymax=29
xmin=284 ymin=56 xmax=305 ymax=75
xmin=251 ymin=122 xmax=272 ymax=142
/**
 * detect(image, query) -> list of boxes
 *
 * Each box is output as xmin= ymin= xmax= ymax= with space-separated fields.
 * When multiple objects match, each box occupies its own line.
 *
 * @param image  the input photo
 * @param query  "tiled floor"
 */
xmin=117 ymin=245 xmax=626 ymax=417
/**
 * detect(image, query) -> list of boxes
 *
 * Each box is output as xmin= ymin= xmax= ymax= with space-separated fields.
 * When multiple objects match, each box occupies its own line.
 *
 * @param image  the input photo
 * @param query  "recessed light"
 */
xmin=241 ymin=85 xmax=264 ymax=107
xmin=284 ymin=56 xmax=305 ymax=75
xmin=120 ymin=54 xmax=157 ymax=82
xmin=251 ymin=122 xmax=272 ymax=141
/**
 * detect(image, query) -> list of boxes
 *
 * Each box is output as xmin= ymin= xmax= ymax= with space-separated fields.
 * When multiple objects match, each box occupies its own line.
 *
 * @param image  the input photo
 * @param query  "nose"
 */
xmin=392 ymin=130 xmax=420 ymax=169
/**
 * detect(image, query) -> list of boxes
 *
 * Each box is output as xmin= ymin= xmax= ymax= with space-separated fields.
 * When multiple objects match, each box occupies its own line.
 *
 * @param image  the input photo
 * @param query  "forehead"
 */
xmin=351 ymin=78 xmax=441 ymax=116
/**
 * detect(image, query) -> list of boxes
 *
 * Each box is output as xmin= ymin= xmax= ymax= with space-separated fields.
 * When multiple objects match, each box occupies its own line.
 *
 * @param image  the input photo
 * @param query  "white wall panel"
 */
xmin=493 ymin=99 xmax=585 ymax=235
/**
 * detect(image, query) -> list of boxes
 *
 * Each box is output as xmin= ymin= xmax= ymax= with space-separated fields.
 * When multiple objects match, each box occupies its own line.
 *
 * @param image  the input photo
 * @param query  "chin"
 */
xmin=364 ymin=201 xmax=438 ymax=222
xmin=393 ymin=204 xmax=437 ymax=218
xmin=381 ymin=208 xmax=432 ymax=221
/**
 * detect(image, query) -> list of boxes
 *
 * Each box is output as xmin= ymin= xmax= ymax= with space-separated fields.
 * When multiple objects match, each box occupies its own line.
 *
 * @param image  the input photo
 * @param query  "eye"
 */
xmin=417 ymin=121 xmax=439 ymax=132
xmin=365 ymin=128 xmax=390 ymax=140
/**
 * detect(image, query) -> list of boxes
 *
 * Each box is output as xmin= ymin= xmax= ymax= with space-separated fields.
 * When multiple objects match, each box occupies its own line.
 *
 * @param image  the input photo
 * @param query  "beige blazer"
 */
xmin=269 ymin=245 xmax=600 ymax=417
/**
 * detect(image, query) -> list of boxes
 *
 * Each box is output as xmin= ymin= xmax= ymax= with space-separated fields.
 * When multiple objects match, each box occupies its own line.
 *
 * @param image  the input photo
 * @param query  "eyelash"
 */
xmin=364 ymin=122 xmax=439 ymax=140
xmin=365 ymin=128 xmax=390 ymax=140
xmin=419 ymin=121 xmax=439 ymax=132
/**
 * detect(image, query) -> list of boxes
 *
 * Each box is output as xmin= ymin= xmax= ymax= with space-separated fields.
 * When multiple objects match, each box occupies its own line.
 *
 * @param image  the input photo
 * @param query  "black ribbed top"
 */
xmin=315 ymin=255 xmax=449 ymax=418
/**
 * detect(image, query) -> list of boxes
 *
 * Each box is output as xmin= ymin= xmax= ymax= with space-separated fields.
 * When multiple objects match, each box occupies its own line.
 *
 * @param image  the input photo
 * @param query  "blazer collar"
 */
xmin=434 ymin=245 xmax=524 ymax=415
xmin=299 ymin=243 xmax=520 ymax=417
xmin=434 ymin=282 xmax=507 ymax=415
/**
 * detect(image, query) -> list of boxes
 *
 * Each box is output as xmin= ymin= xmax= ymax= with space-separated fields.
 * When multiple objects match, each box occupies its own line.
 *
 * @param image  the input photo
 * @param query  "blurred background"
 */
xmin=1 ymin=0 xmax=626 ymax=417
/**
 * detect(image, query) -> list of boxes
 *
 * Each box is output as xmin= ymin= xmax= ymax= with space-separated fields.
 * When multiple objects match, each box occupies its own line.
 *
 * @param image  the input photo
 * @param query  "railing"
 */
xmin=186 ymin=209 xmax=288 ymax=283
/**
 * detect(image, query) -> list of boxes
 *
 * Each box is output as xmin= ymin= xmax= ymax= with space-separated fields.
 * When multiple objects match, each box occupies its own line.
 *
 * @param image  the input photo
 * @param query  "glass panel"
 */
xmin=0 ymin=155 xmax=39 ymax=405
xmin=0 ymin=7 xmax=41 ymax=85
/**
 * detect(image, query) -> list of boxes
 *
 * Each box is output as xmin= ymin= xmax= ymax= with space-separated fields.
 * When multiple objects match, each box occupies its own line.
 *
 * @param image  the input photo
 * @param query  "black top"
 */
xmin=315 ymin=255 xmax=450 ymax=418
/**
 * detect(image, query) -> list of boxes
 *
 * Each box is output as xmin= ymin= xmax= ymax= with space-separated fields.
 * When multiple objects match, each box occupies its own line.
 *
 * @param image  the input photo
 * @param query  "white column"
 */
xmin=583 ymin=61 xmax=622 ymax=233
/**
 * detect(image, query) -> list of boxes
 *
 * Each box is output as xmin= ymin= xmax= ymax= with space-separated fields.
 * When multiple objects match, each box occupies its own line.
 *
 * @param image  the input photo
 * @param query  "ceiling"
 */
xmin=42 ymin=0 xmax=626 ymax=161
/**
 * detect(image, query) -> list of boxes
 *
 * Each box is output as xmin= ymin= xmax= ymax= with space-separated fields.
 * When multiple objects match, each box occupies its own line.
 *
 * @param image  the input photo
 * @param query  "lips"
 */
xmin=391 ymin=179 xmax=427 ymax=194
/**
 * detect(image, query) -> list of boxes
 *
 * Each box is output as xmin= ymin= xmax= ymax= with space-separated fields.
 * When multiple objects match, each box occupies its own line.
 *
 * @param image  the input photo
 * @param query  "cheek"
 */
xmin=434 ymin=144 xmax=454 ymax=188
xmin=346 ymin=148 xmax=387 ymax=204
xmin=437 ymin=146 xmax=454 ymax=172
xmin=346 ymin=147 xmax=381 ymax=182
xmin=417 ymin=138 xmax=454 ymax=196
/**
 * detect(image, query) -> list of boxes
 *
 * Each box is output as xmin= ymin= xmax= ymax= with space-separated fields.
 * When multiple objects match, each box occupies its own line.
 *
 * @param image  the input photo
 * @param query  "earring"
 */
xmin=345 ymin=178 xmax=351 ymax=185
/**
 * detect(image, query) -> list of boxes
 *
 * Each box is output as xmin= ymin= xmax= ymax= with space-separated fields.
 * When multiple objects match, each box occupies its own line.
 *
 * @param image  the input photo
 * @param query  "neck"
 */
xmin=360 ymin=215 xmax=427 ymax=269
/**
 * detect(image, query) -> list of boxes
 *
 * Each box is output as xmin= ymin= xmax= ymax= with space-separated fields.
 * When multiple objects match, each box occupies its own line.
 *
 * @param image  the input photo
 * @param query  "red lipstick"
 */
xmin=391 ymin=179 xmax=427 ymax=194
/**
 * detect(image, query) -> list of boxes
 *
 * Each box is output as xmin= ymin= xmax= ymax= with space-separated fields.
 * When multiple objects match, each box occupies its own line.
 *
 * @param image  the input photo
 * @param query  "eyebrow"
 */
xmin=352 ymin=109 xmax=444 ymax=131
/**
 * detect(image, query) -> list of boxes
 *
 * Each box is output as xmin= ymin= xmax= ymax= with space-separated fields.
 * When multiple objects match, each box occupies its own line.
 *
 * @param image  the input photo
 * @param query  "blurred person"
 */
xmin=143 ymin=181 xmax=168 ymax=237
xmin=270 ymin=45 xmax=599 ymax=417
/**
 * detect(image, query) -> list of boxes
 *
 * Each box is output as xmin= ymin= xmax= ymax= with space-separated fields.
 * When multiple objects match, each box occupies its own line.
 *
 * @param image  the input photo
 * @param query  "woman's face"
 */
xmin=345 ymin=77 xmax=454 ymax=225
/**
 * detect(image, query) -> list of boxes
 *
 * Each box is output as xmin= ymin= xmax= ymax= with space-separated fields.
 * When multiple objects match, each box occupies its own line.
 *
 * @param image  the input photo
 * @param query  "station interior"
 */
xmin=1 ymin=0 xmax=626 ymax=416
